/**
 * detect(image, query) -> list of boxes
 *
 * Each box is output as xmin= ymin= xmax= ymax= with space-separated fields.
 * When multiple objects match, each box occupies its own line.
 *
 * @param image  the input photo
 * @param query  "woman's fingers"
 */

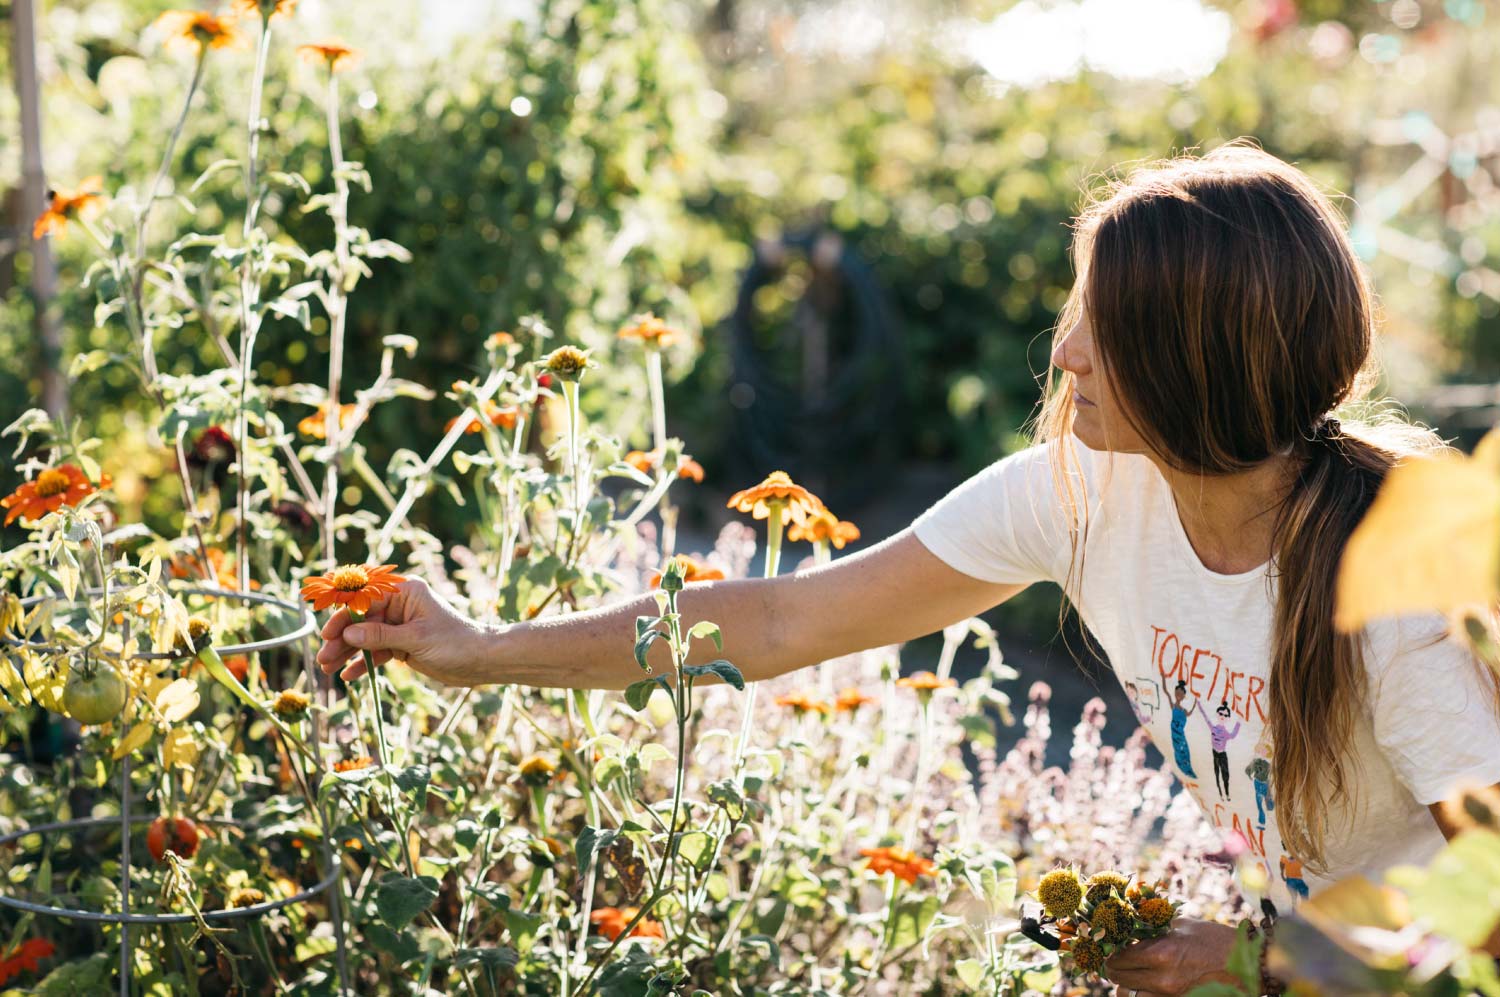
xmin=317 ymin=608 xmax=388 ymax=671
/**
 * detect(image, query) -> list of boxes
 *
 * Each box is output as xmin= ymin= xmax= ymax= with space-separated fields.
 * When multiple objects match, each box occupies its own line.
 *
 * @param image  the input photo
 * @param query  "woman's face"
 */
xmin=1051 ymin=305 xmax=1150 ymax=455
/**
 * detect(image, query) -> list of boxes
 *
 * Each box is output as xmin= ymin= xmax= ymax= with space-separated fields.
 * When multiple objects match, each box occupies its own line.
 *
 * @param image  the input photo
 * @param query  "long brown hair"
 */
xmin=1035 ymin=140 xmax=1458 ymax=869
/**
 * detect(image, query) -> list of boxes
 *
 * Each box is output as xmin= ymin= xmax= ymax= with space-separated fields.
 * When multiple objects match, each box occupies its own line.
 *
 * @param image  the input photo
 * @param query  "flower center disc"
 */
xmin=34 ymin=469 xmax=71 ymax=498
xmin=331 ymin=565 xmax=370 ymax=591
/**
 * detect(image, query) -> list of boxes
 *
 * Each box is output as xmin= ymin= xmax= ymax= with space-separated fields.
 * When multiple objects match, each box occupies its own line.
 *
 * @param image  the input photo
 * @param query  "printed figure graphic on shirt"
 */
xmin=1168 ymin=681 xmax=1198 ymax=779
xmin=1196 ymin=698 xmax=1243 ymax=800
xmin=1245 ymin=755 xmax=1274 ymax=828
xmin=1280 ymin=854 xmax=1309 ymax=901
xmin=1126 ymin=678 xmax=1159 ymax=725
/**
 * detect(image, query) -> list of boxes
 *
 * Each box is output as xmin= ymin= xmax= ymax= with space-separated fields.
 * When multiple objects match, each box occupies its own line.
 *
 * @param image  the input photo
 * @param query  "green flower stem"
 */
xmin=645 ymin=348 xmax=667 ymax=453
xmin=347 ymin=608 xmax=416 ymax=877
xmin=320 ymin=67 xmax=354 ymax=561
xmin=194 ymin=645 xmax=314 ymax=762
xmin=902 ymin=698 xmax=933 ymax=850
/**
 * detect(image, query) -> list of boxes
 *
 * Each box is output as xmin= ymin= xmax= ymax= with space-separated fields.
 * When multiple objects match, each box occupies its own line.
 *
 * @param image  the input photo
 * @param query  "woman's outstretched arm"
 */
xmin=315 ymin=528 xmax=1026 ymax=690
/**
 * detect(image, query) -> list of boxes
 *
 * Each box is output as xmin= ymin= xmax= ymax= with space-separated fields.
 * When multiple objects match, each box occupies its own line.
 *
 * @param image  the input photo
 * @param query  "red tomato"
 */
xmin=146 ymin=816 xmax=200 ymax=863
xmin=537 ymin=373 xmax=554 ymax=388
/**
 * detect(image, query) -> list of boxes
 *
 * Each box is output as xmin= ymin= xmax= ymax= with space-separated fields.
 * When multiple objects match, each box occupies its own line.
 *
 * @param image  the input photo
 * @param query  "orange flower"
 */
xmin=486 ymin=331 xmax=515 ymax=349
xmin=2 ymin=464 xmax=109 ymax=526
xmin=834 ymin=687 xmax=877 ymax=713
xmin=786 ymin=508 xmax=861 ymax=549
xmin=590 ymin=906 xmax=665 ymax=942
xmin=300 ymin=563 xmax=407 ymax=614
xmin=32 ymin=177 xmax=107 ymax=240
xmin=298 ymin=402 xmax=358 ymax=439
xmin=170 ymin=546 xmax=260 ymax=592
xmin=647 ymin=554 xmax=725 ymax=589
xmin=859 ymin=846 xmax=936 ymax=885
xmin=446 ymin=400 xmax=520 ymax=435
xmin=624 ymin=450 xmax=704 ymax=483
xmin=154 ymin=11 xmax=240 ymax=53
xmin=333 ymin=755 xmax=374 ymax=773
xmin=234 ymin=0 xmax=296 ymax=19
xmin=0 ymin=938 xmax=55 ymax=988
xmin=725 ymin=471 xmax=824 ymax=526
xmin=617 ymin=313 xmax=680 ymax=348
xmin=297 ymin=40 xmax=359 ymax=71
xmin=896 ymin=671 xmax=957 ymax=693
xmin=775 ymin=690 xmax=831 ymax=715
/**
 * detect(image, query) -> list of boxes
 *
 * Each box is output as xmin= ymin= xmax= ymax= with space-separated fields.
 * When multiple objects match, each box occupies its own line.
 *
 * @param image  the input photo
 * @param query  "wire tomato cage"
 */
xmin=0 ymin=585 xmax=351 ymax=996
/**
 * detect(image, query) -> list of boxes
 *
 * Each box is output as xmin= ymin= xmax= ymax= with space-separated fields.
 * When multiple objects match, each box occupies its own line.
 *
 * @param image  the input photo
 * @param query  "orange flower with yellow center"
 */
xmin=774 ymin=690 xmax=831 ymax=715
xmin=590 ymin=907 xmax=665 ymax=941
xmin=725 ymin=471 xmax=824 ymax=527
xmin=233 ymin=0 xmax=296 ymax=19
xmin=2 ymin=464 xmax=109 ymax=526
xmin=300 ymin=564 xmax=406 ymax=614
xmin=297 ymin=40 xmax=359 ymax=71
xmin=647 ymin=554 xmax=725 ymax=589
xmin=625 ymin=450 xmax=704 ymax=483
xmin=32 ymin=177 xmax=107 ymax=240
xmin=154 ymin=11 xmax=240 ymax=53
xmin=297 ymin=402 xmax=358 ymax=439
xmin=332 ymin=755 xmax=374 ymax=773
xmin=446 ymin=399 xmax=520 ymax=435
xmin=859 ymin=846 xmax=936 ymax=884
xmin=617 ymin=313 xmax=680 ymax=349
xmin=896 ymin=671 xmax=957 ymax=693
xmin=786 ymin=508 xmax=861 ymax=549
xmin=834 ymin=687 xmax=877 ymax=713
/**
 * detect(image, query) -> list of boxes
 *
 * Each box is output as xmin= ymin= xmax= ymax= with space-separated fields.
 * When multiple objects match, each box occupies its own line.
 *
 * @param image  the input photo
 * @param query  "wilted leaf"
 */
xmin=155 ymin=678 xmax=200 ymax=723
xmin=112 ymin=722 xmax=154 ymax=759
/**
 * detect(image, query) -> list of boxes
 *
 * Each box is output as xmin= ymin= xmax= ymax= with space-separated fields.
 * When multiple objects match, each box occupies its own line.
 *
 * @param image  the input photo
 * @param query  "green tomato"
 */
xmin=63 ymin=665 xmax=128 ymax=725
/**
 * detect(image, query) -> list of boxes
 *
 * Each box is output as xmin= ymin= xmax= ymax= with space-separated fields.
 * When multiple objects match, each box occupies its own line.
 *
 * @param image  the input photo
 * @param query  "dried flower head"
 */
xmin=227 ymin=887 xmax=266 ymax=908
xmin=272 ymin=689 xmax=311 ymax=720
xmin=33 ymin=177 xmax=108 ymax=240
xmin=1085 ymin=871 xmax=1131 ymax=906
xmin=1070 ymin=937 xmax=1106 ymax=975
xmin=725 ymin=471 xmax=824 ymax=527
xmin=1438 ymin=782 xmax=1500 ymax=832
xmin=541 ymin=345 xmax=594 ymax=382
xmin=299 ymin=564 xmax=407 ymax=614
xmin=333 ymin=755 xmax=375 ymax=773
xmin=1089 ymin=896 xmax=1133 ymax=944
xmin=1135 ymin=896 xmax=1175 ymax=929
xmin=2 ymin=464 xmax=110 ymax=526
xmin=173 ymin=616 xmax=215 ymax=655
xmin=1037 ymin=868 xmax=1085 ymax=919
xmin=519 ymin=754 xmax=557 ymax=787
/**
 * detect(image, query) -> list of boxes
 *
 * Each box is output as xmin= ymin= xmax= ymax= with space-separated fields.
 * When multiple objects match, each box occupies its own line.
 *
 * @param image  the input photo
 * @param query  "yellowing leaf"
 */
xmin=24 ymin=656 xmax=67 ymax=713
xmin=1336 ymin=431 xmax=1500 ymax=632
xmin=163 ymin=728 xmax=200 ymax=770
xmin=156 ymin=678 xmax=201 ymax=723
xmin=112 ymin=722 xmax=154 ymax=759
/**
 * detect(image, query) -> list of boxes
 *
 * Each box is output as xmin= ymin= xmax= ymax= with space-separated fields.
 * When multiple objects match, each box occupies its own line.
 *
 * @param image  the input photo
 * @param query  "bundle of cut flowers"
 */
xmin=1019 ymin=868 xmax=1182 ymax=980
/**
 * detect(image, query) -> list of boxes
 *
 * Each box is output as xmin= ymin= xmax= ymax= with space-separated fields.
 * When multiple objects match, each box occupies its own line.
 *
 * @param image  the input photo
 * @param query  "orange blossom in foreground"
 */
xmin=300 ymin=564 xmax=407 ymax=614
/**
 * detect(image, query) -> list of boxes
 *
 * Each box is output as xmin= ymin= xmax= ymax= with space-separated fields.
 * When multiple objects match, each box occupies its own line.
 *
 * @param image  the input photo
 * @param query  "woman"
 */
xmin=318 ymin=142 xmax=1500 ymax=995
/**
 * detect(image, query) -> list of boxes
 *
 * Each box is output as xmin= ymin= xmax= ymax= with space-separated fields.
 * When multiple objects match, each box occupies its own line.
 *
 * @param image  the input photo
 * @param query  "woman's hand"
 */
xmin=314 ymin=577 xmax=495 ymax=688
xmin=1104 ymin=918 xmax=1241 ymax=997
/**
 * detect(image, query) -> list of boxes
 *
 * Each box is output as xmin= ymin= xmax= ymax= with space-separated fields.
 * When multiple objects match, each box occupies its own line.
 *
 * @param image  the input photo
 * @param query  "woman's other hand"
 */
xmin=315 ymin=577 xmax=494 ymax=687
xmin=1105 ymin=918 xmax=1242 ymax=997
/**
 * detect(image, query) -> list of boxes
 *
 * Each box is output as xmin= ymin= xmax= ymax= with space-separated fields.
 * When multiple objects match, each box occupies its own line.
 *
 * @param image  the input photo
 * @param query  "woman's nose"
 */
xmin=1052 ymin=324 xmax=1091 ymax=375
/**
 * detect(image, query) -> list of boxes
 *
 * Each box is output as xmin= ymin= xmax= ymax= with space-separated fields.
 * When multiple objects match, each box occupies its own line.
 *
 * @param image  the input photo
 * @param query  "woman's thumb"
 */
xmin=345 ymin=620 xmax=413 ymax=652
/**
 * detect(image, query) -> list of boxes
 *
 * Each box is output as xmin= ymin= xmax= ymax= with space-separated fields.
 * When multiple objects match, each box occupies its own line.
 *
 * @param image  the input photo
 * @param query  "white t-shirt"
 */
xmin=912 ymin=440 xmax=1500 ymax=913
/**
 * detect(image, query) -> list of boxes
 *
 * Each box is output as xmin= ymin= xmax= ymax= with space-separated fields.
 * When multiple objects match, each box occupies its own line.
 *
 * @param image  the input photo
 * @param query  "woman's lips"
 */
xmin=1073 ymin=390 xmax=1095 ymax=407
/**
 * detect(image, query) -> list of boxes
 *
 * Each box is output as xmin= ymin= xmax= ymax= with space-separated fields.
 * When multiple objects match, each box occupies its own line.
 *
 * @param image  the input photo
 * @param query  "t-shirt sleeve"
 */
xmin=909 ymin=441 xmax=1077 ymax=586
xmin=1364 ymin=615 xmax=1500 ymax=805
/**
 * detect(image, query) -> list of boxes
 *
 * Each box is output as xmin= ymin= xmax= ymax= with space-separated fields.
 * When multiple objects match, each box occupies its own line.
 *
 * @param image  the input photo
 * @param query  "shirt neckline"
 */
xmin=1155 ymin=473 xmax=1272 ymax=586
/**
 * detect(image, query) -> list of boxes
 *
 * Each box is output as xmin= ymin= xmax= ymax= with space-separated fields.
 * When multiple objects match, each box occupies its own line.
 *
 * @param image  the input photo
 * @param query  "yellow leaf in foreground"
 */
xmin=156 ymin=678 xmax=201 ymax=723
xmin=112 ymin=722 xmax=154 ymax=759
xmin=163 ymin=728 xmax=199 ymax=770
xmin=1335 ymin=430 xmax=1500 ymax=632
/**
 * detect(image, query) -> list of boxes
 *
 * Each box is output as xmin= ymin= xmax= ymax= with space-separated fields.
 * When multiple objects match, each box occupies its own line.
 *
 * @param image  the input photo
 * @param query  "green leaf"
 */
xmin=624 ymin=676 xmax=663 ymax=711
xmin=593 ymin=755 xmax=625 ymax=788
xmin=362 ymin=922 xmax=422 ymax=963
xmin=576 ymin=825 xmax=620 ymax=878
xmin=889 ymin=894 xmax=940 ymax=950
xmin=682 ymin=659 xmax=744 ymax=690
xmin=467 ymin=882 xmax=511 ymax=913
xmin=634 ymin=629 xmax=665 ymax=671
xmin=1224 ymin=920 xmax=1260 ymax=993
xmin=675 ymin=830 xmax=714 ymax=872
xmin=706 ymin=779 xmax=745 ymax=821
xmin=738 ymin=934 xmax=780 ymax=969
xmin=374 ymin=873 xmax=440 ymax=930
xmin=1402 ymin=828 xmax=1500 ymax=945
xmin=956 ymin=959 xmax=986 ymax=990
xmin=503 ymin=908 xmax=544 ymax=955
xmin=454 ymin=947 xmax=519 ymax=972
xmin=1182 ymin=985 xmax=1248 ymax=997
xmin=687 ymin=620 xmax=723 ymax=651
